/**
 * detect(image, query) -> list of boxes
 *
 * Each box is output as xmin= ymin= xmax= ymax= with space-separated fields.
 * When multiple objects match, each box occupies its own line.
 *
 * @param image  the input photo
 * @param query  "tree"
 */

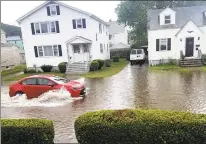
xmin=1 ymin=23 xmax=22 ymax=37
xmin=116 ymin=1 xmax=206 ymax=48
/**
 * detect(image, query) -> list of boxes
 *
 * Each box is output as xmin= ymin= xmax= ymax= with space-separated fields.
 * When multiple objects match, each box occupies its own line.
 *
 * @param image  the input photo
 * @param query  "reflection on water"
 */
xmin=1 ymin=64 xmax=206 ymax=143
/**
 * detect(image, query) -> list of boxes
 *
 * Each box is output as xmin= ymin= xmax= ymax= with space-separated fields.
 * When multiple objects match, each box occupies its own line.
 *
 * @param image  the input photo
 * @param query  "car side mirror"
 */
xmin=48 ymin=83 xmax=54 ymax=87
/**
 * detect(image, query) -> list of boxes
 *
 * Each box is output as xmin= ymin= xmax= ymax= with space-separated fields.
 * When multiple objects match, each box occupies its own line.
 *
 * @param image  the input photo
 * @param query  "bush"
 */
xmin=23 ymin=68 xmax=36 ymax=74
xmin=41 ymin=65 xmax=53 ymax=72
xmin=95 ymin=59 xmax=105 ymax=69
xmin=105 ymin=59 xmax=111 ymax=67
xmin=112 ymin=56 xmax=120 ymax=62
xmin=58 ymin=62 xmax=67 ymax=73
xmin=2 ymin=118 xmax=54 ymax=144
xmin=75 ymin=109 xmax=206 ymax=144
xmin=90 ymin=61 xmax=99 ymax=71
xmin=202 ymin=54 xmax=206 ymax=65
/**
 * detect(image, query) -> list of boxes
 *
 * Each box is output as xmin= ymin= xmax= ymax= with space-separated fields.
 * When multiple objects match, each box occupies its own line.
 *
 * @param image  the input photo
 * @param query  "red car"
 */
xmin=9 ymin=75 xmax=86 ymax=99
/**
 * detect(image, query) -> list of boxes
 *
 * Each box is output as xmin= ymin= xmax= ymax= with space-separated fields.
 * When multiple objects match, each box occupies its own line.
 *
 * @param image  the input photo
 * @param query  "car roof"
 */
xmin=27 ymin=74 xmax=56 ymax=79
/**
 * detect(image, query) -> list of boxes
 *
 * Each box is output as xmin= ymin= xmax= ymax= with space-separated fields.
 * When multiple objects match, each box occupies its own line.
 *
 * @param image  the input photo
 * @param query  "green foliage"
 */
xmin=202 ymin=54 xmax=206 ymax=65
xmin=90 ymin=61 xmax=99 ymax=71
xmin=1 ymin=23 xmax=22 ymax=37
xmin=168 ymin=58 xmax=177 ymax=65
xmin=112 ymin=56 xmax=120 ymax=62
xmin=1 ymin=64 xmax=26 ymax=76
xmin=75 ymin=109 xmax=206 ymax=144
xmin=94 ymin=59 xmax=105 ymax=69
xmin=115 ymin=1 xmax=206 ymax=46
xmin=23 ymin=68 xmax=36 ymax=74
xmin=1 ymin=118 xmax=54 ymax=144
xmin=105 ymin=59 xmax=112 ymax=67
xmin=58 ymin=62 xmax=67 ymax=73
xmin=110 ymin=49 xmax=130 ymax=59
xmin=41 ymin=65 xmax=53 ymax=72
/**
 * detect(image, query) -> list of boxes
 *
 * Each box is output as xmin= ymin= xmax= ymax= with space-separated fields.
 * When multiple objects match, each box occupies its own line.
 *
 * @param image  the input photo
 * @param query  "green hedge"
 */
xmin=58 ymin=62 xmax=67 ymax=73
xmin=112 ymin=56 xmax=120 ymax=62
xmin=2 ymin=118 xmax=54 ymax=144
xmin=105 ymin=59 xmax=111 ymax=67
xmin=41 ymin=65 xmax=53 ymax=72
xmin=94 ymin=59 xmax=105 ymax=69
xmin=75 ymin=109 xmax=206 ymax=144
xmin=90 ymin=61 xmax=99 ymax=71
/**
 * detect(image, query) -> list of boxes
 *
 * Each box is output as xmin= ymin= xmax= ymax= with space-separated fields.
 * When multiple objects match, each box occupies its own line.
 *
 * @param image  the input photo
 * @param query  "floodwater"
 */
xmin=1 ymin=64 xmax=206 ymax=143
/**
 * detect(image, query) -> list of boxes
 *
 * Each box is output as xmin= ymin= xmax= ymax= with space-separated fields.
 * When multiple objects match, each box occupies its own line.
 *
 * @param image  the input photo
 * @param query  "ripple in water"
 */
xmin=1 ymin=78 xmax=86 ymax=108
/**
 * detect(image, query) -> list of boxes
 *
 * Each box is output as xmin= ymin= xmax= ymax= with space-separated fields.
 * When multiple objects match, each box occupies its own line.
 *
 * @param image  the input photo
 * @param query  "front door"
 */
xmin=73 ymin=45 xmax=82 ymax=62
xmin=82 ymin=44 xmax=89 ymax=62
xmin=185 ymin=37 xmax=194 ymax=57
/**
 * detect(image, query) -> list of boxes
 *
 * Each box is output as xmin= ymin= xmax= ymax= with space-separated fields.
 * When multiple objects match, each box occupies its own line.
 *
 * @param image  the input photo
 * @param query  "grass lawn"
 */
xmin=1 ymin=64 xmax=26 ymax=76
xmin=3 ymin=72 xmax=65 ymax=81
xmin=82 ymin=59 xmax=128 ymax=78
xmin=149 ymin=64 xmax=206 ymax=72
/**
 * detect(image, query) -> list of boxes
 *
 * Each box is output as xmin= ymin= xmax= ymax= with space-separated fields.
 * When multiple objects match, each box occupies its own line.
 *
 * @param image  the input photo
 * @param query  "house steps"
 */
xmin=180 ymin=59 xmax=203 ymax=67
xmin=66 ymin=62 xmax=90 ymax=74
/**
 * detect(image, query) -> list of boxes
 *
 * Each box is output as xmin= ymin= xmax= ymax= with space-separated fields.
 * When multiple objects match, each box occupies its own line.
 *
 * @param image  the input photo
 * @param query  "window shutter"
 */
xmin=34 ymin=46 xmax=38 ymax=57
xmin=31 ymin=23 xmax=35 ymax=35
xmin=167 ymin=38 xmax=171 ymax=50
xmin=72 ymin=20 xmax=76 ymax=29
xmin=47 ymin=6 xmax=51 ymax=16
xmin=56 ymin=5 xmax=60 ymax=15
xmin=58 ymin=45 xmax=62 ymax=56
xmin=156 ymin=39 xmax=159 ymax=51
xmin=55 ymin=21 xmax=60 ymax=33
xmin=82 ymin=19 xmax=86 ymax=28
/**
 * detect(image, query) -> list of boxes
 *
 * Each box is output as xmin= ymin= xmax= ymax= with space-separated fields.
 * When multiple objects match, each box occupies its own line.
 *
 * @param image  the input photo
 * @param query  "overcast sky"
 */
xmin=1 ymin=1 xmax=120 ymax=26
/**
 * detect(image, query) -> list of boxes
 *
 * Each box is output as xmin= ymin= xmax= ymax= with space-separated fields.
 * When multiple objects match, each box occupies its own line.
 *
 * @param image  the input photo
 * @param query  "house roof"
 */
xmin=148 ymin=5 xmax=206 ymax=30
xmin=66 ymin=36 xmax=92 ymax=44
xmin=16 ymin=1 xmax=109 ymax=26
xmin=107 ymin=21 xmax=126 ymax=34
xmin=110 ymin=42 xmax=130 ymax=50
xmin=6 ymin=36 xmax=22 ymax=41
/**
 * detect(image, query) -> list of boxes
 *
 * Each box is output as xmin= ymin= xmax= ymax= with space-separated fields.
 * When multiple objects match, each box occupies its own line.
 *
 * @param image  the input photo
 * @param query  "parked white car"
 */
xmin=130 ymin=49 xmax=146 ymax=65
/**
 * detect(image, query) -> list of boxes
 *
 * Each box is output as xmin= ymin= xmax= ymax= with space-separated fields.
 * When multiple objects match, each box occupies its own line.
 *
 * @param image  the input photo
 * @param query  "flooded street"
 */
xmin=1 ymin=64 xmax=206 ymax=143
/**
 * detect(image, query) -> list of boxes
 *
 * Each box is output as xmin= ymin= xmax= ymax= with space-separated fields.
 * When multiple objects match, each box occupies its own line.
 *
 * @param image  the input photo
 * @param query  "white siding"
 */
xmin=19 ymin=3 xmax=109 ymax=68
xmin=159 ymin=8 xmax=176 ymax=25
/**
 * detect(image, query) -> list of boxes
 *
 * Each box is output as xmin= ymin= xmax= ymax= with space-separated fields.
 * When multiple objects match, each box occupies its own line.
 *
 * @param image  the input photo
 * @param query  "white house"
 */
xmin=107 ymin=21 xmax=130 ymax=49
xmin=1 ymin=29 xmax=7 ymax=43
xmin=148 ymin=6 xmax=206 ymax=66
xmin=17 ymin=1 xmax=110 ymax=71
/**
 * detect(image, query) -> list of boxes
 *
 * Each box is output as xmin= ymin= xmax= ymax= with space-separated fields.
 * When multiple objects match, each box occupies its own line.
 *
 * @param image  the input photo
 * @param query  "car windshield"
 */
xmin=50 ymin=76 xmax=69 ymax=84
xmin=137 ymin=49 xmax=143 ymax=54
xmin=131 ymin=50 xmax=136 ymax=54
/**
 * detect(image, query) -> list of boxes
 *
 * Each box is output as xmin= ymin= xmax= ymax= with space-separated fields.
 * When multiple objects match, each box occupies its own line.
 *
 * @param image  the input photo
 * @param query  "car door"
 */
xmin=37 ymin=78 xmax=56 ymax=96
xmin=21 ymin=78 xmax=38 ymax=99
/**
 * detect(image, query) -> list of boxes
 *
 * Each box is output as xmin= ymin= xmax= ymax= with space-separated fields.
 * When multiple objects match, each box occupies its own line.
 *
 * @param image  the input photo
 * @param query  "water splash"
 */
xmin=1 ymin=86 xmax=83 ymax=108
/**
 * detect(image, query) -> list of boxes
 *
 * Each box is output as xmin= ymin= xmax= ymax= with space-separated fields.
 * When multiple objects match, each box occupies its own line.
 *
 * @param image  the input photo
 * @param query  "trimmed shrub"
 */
xmin=41 ymin=65 xmax=52 ymax=72
xmin=95 ymin=59 xmax=105 ymax=69
xmin=203 ymin=54 xmax=206 ymax=65
xmin=58 ymin=62 xmax=67 ymax=73
xmin=2 ymin=118 xmax=54 ymax=144
xmin=112 ymin=56 xmax=120 ymax=62
xmin=105 ymin=59 xmax=111 ymax=67
xmin=23 ymin=68 xmax=36 ymax=74
xmin=75 ymin=109 xmax=206 ymax=144
xmin=90 ymin=61 xmax=99 ymax=71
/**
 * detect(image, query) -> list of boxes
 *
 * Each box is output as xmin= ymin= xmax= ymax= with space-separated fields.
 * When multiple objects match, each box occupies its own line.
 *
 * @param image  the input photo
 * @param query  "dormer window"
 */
xmin=165 ymin=15 xmax=171 ymax=24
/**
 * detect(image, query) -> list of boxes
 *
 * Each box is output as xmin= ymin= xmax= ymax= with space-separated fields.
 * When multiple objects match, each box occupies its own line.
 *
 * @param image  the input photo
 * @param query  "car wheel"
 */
xmin=15 ymin=91 xmax=24 ymax=96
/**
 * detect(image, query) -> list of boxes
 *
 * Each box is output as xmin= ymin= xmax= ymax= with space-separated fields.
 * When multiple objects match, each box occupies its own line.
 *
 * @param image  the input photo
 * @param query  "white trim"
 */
xmin=37 ymin=45 xmax=60 ymax=57
xmin=65 ymin=36 xmax=92 ymax=44
xmin=159 ymin=38 xmax=168 ymax=51
xmin=50 ymin=4 xmax=57 ymax=16
xmin=164 ymin=15 xmax=171 ymax=24
xmin=34 ymin=21 xmax=57 ymax=35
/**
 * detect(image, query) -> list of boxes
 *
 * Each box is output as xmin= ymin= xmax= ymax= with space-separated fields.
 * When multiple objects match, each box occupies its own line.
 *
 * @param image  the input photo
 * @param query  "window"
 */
xmin=34 ymin=21 xmax=57 ymax=34
xmin=22 ymin=78 xmax=37 ymax=85
xmin=53 ymin=45 xmax=58 ymax=56
xmin=160 ymin=39 xmax=167 ymax=50
xmin=38 ymin=46 xmax=44 ymax=56
xmin=38 ymin=78 xmax=53 ymax=85
xmin=131 ymin=49 xmax=136 ymax=54
xmin=73 ymin=45 xmax=80 ymax=53
xmin=37 ymin=45 xmax=59 ymax=57
xmin=83 ymin=44 xmax=89 ymax=53
xmin=165 ymin=15 xmax=171 ymax=24
xmin=109 ymin=35 xmax=112 ymax=40
xmin=100 ymin=44 xmax=103 ymax=53
xmin=50 ymin=5 xmax=57 ymax=16
xmin=99 ymin=23 xmax=102 ymax=33
xmin=137 ymin=49 xmax=143 ymax=54
xmin=50 ymin=22 xmax=56 ymax=32
xmin=35 ymin=23 xmax=40 ymax=34
xmin=76 ymin=19 xmax=82 ymax=28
